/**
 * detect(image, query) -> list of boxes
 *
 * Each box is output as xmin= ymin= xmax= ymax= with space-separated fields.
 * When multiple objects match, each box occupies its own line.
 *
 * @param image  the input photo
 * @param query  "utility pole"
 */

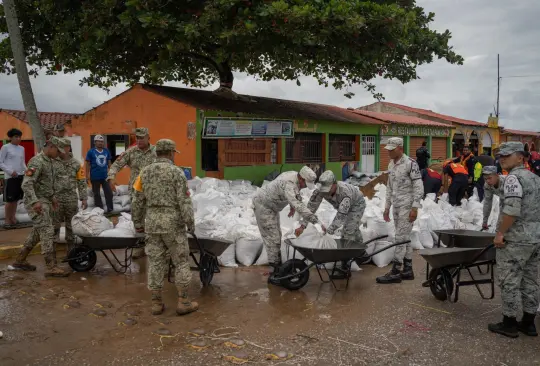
xmin=3 ymin=0 xmax=46 ymax=149
xmin=496 ymin=54 xmax=500 ymax=118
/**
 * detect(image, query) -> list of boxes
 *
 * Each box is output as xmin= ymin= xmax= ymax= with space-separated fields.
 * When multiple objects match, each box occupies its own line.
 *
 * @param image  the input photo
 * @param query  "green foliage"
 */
xmin=0 ymin=0 xmax=463 ymax=98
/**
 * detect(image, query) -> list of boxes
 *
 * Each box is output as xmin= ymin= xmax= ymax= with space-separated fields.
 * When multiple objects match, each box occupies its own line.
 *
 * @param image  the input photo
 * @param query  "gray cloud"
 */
xmin=0 ymin=0 xmax=539 ymax=131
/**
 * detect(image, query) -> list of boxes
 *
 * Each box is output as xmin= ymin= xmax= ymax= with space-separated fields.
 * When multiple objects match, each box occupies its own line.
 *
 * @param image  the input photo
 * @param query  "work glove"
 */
xmin=482 ymin=223 xmax=489 ymax=231
xmin=294 ymin=225 xmax=306 ymax=237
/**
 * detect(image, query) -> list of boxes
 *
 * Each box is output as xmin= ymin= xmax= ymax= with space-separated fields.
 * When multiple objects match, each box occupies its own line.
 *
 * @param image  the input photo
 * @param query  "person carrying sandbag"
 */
xmin=295 ymin=170 xmax=366 ymax=279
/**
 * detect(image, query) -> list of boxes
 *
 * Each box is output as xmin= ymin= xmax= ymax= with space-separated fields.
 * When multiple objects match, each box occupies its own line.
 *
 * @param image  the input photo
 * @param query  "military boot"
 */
xmin=488 ymin=316 xmax=519 ymax=338
xmin=11 ymin=247 xmax=37 ymax=271
xmin=151 ymin=290 xmax=165 ymax=315
xmin=517 ymin=313 xmax=538 ymax=337
xmin=132 ymin=247 xmax=146 ymax=259
xmin=376 ymin=262 xmax=402 ymax=284
xmin=267 ymin=263 xmax=282 ymax=286
xmin=176 ymin=286 xmax=199 ymax=316
xmin=401 ymin=258 xmax=415 ymax=280
xmin=44 ymin=254 xmax=70 ymax=278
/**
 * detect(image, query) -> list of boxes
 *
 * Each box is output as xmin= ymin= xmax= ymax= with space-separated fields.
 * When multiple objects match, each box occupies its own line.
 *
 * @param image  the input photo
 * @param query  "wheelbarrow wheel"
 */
xmin=429 ymin=268 xmax=454 ymax=301
xmin=67 ymin=246 xmax=97 ymax=272
xmin=278 ymin=259 xmax=309 ymax=291
xmin=199 ymin=254 xmax=215 ymax=286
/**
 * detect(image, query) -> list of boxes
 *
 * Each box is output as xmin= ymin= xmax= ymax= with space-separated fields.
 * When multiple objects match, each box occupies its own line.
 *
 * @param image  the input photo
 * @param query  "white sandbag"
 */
xmin=113 ymin=196 xmax=123 ymax=205
xmin=99 ymin=228 xmax=135 ymax=237
xmin=367 ymin=240 xmax=395 ymax=268
xmin=120 ymin=195 xmax=131 ymax=207
xmin=235 ymin=237 xmax=263 ymax=266
xmin=113 ymin=204 xmax=123 ymax=212
xmin=410 ymin=228 xmax=423 ymax=250
xmin=187 ymin=176 xmax=203 ymax=193
xmin=418 ymin=215 xmax=434 ymax=249
xmin=115 ymin=185 xmax=130 ymax=196
xmin=15 ymin=213 xmax=31 ymax=223
xmin=87 ymin=197 xmax=95 ymax=208
xmin=72 ymin=208 xmax=113 ymax=237
xmin=0 ymin=194 xmax=3 ymax=204
xmin=218 ymin=243 xmax=238 ymax=268
xmin=123 ymin=204 xmax=131 ymax=212
xmin=116 ymin=213 xmax=136 ymax=235
xmin=255 ymin=246 xmax=269 ymax=266
xmin=0 ymin=209 xmax=5 ymax=220
xmin=16 ymin=202 xmax=27 ymax=214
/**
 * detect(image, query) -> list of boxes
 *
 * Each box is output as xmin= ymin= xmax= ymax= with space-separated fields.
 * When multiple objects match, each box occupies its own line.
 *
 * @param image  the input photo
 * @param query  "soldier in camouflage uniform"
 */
xmin=11 ymin=137 xmax=70 ymax=277
xmin=52 ymin=138 xmax=88 ymax=250
xmin=132 ymin=139 xmax=197 ymax=316
xmin=296 ymin=170 xmax=366 ymax=279
xmin=107 ymin=127 xmax=156 ymax=259
xmin=488 ymin=142 xmax=540 ymax=338
xmin=481 ymin=165 xmax=505 ymax=231
xmin=376 ymin=137 xmax=424 ymax=284
xmin=253 ymin=166 xmax=320 ymax=286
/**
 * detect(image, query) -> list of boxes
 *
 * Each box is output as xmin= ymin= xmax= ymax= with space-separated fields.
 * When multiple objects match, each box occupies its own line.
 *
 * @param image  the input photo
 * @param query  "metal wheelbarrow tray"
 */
xmin=420 ymin=239 xmax=496 ymax=303
xmin=168 ymin=234 xmax=233 ymax=286
xmin=434 ymin=229 xmax=496 ymax=249
xmin=62 ymin=234 xmax=145 ymax=274
xmin=274 ymin=235 xmax=411 ymax=291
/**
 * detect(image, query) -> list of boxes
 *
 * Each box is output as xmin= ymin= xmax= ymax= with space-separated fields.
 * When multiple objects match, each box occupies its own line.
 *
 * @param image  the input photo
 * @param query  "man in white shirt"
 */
xmin=0 ymin=129 xmax=27 ymax=228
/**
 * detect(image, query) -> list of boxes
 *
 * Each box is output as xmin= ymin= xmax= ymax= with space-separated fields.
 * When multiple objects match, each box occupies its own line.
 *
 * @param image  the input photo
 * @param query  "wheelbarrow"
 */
xmin=63 ymin=233 xmax=145 ymax=273
xmin=274 ymin=235 xmax=411 ymax=291
xmin=420 ymin=228 xmax=496 ymax=302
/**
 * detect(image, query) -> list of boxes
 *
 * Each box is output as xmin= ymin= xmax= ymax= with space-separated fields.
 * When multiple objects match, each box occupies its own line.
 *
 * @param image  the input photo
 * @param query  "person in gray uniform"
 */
xmin=481 ymin=165 xmax=505 ymax=231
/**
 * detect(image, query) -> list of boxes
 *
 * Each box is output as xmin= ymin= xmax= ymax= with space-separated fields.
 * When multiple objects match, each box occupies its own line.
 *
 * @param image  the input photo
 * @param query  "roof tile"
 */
xmin=379 ymin=102 xmax=486 ymax=127
xmin=0 ymin=109 xmax=79 ymax=129
xmin=352 ymin=110 xmax=453 ymax=128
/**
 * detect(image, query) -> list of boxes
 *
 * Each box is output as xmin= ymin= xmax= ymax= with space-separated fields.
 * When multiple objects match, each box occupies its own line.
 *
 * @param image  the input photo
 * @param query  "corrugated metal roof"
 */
xmin=352 ymin=110 xmax=453 ymax=128
xmin=142 ymin=85 xmax=387 ymax=125
xmin=0 ymin=109 xmax=80 ymax=129
xmin=379 ymin=102 xmax=486 ymax=127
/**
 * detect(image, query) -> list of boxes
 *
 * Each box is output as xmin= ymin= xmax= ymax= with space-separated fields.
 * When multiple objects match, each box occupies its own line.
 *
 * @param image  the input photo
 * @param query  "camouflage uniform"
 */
xmin=253 ymin=168 xmax=318 ymax=265
xmin=385 ymin=154 xmax=424 ymax=263
xmin=132 ymin=138 xmax=197 ymax=316
xmin=108 ymin=127 xmax=156 ymax=257
xmin=482 ymin=167 xmax=505 ymax=230
xmin=303 ymin=177 xmax=366 ymax=247
xmin=52 ymin=142 xmax=86 ymax=248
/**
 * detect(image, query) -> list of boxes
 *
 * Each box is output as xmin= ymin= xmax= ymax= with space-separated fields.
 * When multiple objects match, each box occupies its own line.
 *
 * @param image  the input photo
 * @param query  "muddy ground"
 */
xmin=0 ymin=252 xmax=538 ymax=366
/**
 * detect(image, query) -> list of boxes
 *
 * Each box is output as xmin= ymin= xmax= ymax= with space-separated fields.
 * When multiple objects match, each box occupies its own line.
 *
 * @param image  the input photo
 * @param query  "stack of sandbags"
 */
xmin=83 ymin=185 xmax=132 ymax=213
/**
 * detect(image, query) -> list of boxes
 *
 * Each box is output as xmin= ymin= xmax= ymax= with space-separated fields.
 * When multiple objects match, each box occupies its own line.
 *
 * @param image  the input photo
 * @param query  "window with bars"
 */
xmin=329 ymin=134 xmax=356 ymax=162
xmin=361 ymin=135 xmax=376 ymax=155
xmin=285 ymin=133 xmax=323 ymax=163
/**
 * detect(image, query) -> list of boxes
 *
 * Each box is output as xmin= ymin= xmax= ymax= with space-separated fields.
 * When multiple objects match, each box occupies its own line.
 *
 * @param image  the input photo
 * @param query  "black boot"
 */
xmin=517 ymin=312 xmax=538 ymax=337
xmin=376 ymin=262 xmax=402 ymax=284
xmin=401 ymin=258 xmax=415 ymax=280
xmin=488 ymin=316 xmax=519 ymax=338
xmin=267 ymin=263 xmax=282 ymax=286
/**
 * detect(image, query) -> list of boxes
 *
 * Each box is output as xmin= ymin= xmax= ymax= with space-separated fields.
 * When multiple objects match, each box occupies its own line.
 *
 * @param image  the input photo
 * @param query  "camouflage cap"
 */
xmin=155 ymin=138 xmax=180 ymax=153
xmin=53 ymin=123 xmax=65 ymax=131
xmin=384 ymin=137 xmax=404 ymax=151
xmin=482 ymin=165 xmax=497 ymax=175
xmin=498 ymin=141 xmax=525 ymax=156
xmin=48 ymin=136 xmax=63 ymax=148
xmin=134 ymin=127 xmax=149 ymax=137
xmin=318 ymin=170 xmax=336 ymax=193
xmin=299 ymin=166 xmax=317 ymax=183
xmin=61 ymin=137 xmax=72 ymax=146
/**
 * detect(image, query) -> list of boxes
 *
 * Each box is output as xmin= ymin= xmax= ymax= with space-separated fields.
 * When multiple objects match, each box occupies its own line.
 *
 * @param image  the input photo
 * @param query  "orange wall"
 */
xmin=0 ymin=112 xmax=35 ymax=139
xmin=70 ymin=85 xmax=198 ymax=185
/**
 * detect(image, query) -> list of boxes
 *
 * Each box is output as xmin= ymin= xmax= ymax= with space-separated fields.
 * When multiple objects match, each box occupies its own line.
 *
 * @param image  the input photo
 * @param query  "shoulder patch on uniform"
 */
xmin=76 ymin=164 xmax=85 ymax=179
xmin=133 ymin=175 xmax=143 ymax=192
xmin=409 ymin=160 xmax=421 ymax=180
xmin=503 ymin=175 xmax=523 ymax=198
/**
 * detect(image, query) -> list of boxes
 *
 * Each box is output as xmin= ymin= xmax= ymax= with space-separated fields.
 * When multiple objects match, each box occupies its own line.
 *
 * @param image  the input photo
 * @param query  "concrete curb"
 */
xmin=0 ymin=243 xmax=68 ymax=260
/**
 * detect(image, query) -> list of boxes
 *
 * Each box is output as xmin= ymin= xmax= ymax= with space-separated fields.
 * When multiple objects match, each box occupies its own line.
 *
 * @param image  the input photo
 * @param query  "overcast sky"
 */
xmin=1 ymin=0 xmax=539 ymax=131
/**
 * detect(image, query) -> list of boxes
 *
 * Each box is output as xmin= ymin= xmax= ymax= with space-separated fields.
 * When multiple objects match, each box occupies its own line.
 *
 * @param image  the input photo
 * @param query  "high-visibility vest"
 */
xmin=427 ymin=168 xmax=442 ymax=180
xmin=524 ymin=161 xmax=532 ymax=172
xmin=449 ymin=163 xmax=468 ymax=175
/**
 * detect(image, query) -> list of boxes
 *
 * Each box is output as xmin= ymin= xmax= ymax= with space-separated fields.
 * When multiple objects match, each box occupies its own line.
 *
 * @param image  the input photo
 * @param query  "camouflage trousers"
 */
xmin=496 ymin=241 xmax=540 ymax=317
xmin=392 ymin=206 xmax=414 ymax=264
xmin=53 ymin=197 xmax=78 ymax=245
xmin=131 ymin=191 xmax=146 ymax=257
xmin=145 ymin=232 xmax=191 ymax=291
xmin=253 ymin=200 xmax=282 ymax=265
xmin=341 ymin=204 xmax=365 ymax=248
xmin=23 ymin=201 xmax=55 ymax=255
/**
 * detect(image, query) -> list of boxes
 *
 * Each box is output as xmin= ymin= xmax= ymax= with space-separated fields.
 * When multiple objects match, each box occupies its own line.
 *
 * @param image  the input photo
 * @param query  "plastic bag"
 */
xmin=115 ymin=185 xmax=130 ymax=196
xmin=235 ymin=237 xmax=263 ymax=266
xmin=218 ymin=244 xmax=238 ymax=268
xmin=72 ymin=208 xmax=113 ymax=237
xmin=120 ymin=195 xmax=131 ymax=207
xmin=15 ymin=213 xmax=31 ymax=223
xmin=99 ymin=228 xmax=135 ymax=237
xmin=116 ymin=213 xmax=136 ymax=235
xmin=410 ymin=228 xmax=423 ymax=250
xmin=255 ymin=246 xmax=269 ymax=266
xmin=366 ymin=240 xmax=395 ymax=268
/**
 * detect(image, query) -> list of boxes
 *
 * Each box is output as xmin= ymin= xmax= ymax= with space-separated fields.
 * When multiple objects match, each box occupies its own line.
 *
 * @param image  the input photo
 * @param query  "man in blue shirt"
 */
xmin=85 ymin=135 xmax=113 ymax=212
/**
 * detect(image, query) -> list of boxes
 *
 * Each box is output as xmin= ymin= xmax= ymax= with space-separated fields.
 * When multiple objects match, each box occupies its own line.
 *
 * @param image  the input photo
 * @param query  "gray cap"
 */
xmin=498 ymin=141 xmax=525 ymax=156
xmin=384 ymin=137 xmax=404 ymax=151
xmin=299 ymin=166 xmax=317 ymax=183
xmin=155 ymin=138 xmax=180 ymax=154
xmin=318 ymin=170 xmax=336 ymax=193
xmin=482 ymin=166 xmax=497 ymax=175
xmin=53 ymin=123 xmax=65 ymax=131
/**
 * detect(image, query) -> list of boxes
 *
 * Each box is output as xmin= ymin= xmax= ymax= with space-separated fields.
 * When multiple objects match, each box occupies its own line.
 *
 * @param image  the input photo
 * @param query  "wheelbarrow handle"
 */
xmin=362 ymin=235 xmax=389 ymax=246
xmin=361 ymin=240 xmax=412 ymax=259
xmin=188 ymin=232 xmax=204 ymax=252
xmin=470 ymin=243 xmax=495 ymax=263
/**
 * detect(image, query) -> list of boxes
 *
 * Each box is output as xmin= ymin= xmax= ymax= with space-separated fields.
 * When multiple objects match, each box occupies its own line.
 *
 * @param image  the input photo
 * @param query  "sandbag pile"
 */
xmin=81 ymin=185 xmax=132 ymax=213
xmin=0 ymin=200 xmax=32 ymax=224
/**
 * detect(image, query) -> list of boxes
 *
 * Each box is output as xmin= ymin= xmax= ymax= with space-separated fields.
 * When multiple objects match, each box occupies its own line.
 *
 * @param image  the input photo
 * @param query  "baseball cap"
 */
xmin=498 ymin=142 xmax=525 ymax=157
xmin=155 ymin=138 xmax=181 ymax=154
xmin=94 ymin=135 xmax=104 ymax=142
xmin=384 ymin=137 xmax=404 ymax=151
xmin=299 ymin=166 xmax=317 ymax=183
xmin=318 ymin=170 xmax=336 ymax=193
xmin=134 ymin=127 xmax=149 ymax=137
xmin=53 ymin=123 xmax=65 ymax=132
xmin=482 ymin=166 xmax=497 ymax=175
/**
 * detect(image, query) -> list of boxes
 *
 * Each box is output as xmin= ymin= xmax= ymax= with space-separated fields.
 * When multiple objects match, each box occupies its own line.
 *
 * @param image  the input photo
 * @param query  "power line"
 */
xmin=500 ymin=74 xmax=540 ymax=79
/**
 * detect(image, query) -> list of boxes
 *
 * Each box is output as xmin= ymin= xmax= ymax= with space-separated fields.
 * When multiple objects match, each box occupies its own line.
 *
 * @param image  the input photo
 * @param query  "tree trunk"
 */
xmin=212 ymin=61 xmax=254 ymax=102
xmin=3 ymin=0 xmax=46 ymax=150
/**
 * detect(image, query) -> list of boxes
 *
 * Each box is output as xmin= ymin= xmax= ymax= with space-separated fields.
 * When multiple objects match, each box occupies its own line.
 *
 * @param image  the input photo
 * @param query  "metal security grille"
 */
xmin=329 ymin=134 xmax=356 ymax=162
xmin=361 ymin=136 xmax=376 ymax=155
xmin=285 ymin=133 xmax=323 ymax=163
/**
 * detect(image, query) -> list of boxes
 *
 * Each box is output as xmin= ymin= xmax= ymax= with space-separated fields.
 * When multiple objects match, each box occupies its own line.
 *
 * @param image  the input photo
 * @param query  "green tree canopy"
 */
xmin=0 ymin=0 xmax=463 ymax=99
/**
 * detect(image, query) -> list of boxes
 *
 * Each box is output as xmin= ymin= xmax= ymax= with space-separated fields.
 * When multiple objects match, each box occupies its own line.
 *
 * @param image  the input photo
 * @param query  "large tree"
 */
xmin=0 ymin=0 xmax=462 ymax=99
